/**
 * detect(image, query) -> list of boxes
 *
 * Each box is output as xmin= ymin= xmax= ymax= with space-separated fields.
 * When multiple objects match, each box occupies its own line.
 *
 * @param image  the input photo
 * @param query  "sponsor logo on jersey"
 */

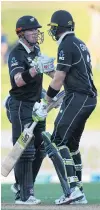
xmin=11 ymin=57 xmax=18 ymax=67
xmin=59 ymin=50 xmax=65 ymax=60
xmin=80 ymin=44 xmax=88 ymax=52
xmin=27 ymin=57 xmax=33 ymax=62
xmin=27 ymin=56 xmax=39 ymax=67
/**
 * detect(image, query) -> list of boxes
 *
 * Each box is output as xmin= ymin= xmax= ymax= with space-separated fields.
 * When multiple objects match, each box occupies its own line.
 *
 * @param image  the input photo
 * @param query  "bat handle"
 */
xmin=29 ymin=121 xmax=37 ymax=132
xmin=30 ymin=101 xmax=56 ymax=133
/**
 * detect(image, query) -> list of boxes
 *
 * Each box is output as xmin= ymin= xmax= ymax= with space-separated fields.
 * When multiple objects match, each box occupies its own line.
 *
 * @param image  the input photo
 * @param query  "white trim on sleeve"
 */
xmin=10 ymin=67 xmax=24 ymax=75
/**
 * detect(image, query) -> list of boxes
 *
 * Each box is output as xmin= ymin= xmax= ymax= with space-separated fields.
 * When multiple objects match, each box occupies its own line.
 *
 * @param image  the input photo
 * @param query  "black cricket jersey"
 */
xmin=57 ymin=32 xmax=97 ymax=97
xmin=8 ymin=41 xmax=43 ymax=102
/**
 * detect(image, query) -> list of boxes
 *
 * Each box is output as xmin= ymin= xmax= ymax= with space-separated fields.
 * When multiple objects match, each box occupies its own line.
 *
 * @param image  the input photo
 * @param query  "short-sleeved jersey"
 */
xmin=8 ymin=41 xmax=43 ymax=102
xmin=57 ymin=33 xmax=97 ymax=97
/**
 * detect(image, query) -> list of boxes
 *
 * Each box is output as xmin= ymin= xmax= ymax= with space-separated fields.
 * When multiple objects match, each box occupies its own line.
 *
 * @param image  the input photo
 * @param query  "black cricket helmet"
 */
xmin=16 ymin=15 xmax=44 ymax=44
xmin=47 ymin=10 xmax=75 ymax=41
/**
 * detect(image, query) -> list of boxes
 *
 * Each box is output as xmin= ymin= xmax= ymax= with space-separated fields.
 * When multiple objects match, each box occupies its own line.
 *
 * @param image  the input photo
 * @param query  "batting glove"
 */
xmin=32 ymin=100 xmax=48 ymax=122
xmin=30 ymin=54 xmax=55 ymax=74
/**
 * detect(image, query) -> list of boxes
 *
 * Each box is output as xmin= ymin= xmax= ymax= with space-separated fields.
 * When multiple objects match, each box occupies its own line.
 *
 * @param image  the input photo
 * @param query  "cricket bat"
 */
xmin=1 ymin=90 xmax=65 ymax=177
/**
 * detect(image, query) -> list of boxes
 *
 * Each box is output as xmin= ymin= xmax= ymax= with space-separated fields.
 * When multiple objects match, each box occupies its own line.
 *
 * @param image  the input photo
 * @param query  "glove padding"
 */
xmin=32 ymin=101 xmax=47 ymax=122
xmin=31 ymin=54 xmax=55 ymax=73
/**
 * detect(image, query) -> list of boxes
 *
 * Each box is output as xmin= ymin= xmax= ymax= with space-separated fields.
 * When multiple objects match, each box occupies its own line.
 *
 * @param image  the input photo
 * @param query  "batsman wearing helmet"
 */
xmin=7 ymin=15 xmax=55 ymax=204
xmin=32 ymin=10 xmax=97 ymax=205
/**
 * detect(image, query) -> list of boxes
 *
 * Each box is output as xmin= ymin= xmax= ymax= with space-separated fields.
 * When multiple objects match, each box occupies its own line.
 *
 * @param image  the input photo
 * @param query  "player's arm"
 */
xmin=46 ymin=70 xmax=66 ymax=102
xmin=32 ymin=70 xmax=66 ymax=122
xmin=14 ymin=67 xmax=38 ymax=87
xmin=14 ymin=55 xmax=56 ymax=86
xmin=45 ymin=70 xmax=55 ymax=78
xmin=46 ymin=43 xmax=72 ymax=102
xmin=32 ymin=43 xmax=72 ymax=122
xmin=8 ymin=52 xmax=39 ymax=87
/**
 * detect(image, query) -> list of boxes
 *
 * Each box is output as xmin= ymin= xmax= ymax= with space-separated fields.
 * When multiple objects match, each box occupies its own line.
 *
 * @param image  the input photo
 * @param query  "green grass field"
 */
xmin=1 ymin=183 xmax=100 ymax=205
xmin=1 ymin=1 xmax=100 ymax=130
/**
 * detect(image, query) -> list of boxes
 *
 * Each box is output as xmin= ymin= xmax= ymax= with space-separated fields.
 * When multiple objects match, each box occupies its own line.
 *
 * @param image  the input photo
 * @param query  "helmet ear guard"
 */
xmin=16 ymin=27 xmax=23 ymax=34
xmin=67 ymin=20 xmax=75 ymax=31
xmin=16 ymin=29 xmax=24 ymax=37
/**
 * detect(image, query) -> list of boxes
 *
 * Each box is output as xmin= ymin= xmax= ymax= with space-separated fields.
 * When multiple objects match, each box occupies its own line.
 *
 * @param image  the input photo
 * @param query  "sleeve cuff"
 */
xmin=10 ymin=67 xmax=24 ymax=77
xmin=57 ymin=63 xmax=71 ymax=72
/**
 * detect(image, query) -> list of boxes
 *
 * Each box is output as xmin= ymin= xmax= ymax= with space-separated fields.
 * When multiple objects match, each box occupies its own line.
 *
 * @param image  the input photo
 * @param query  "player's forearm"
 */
xmin=50 ymin=76 xmax=63 ymax=90
xmin=14 ymin=67 xmax=37 ymax=87
xmin=45 ymin=79 xmax=63 ymax=103
xmin=45 ymin=70 xmax=55 ymax=78
xmin=45 ymin=70 xmax=66 ymax=103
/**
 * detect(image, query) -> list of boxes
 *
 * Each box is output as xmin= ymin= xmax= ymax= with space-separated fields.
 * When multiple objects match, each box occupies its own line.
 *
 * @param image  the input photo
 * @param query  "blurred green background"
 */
xmin=1 ymin=1 xmax=100 ymax=130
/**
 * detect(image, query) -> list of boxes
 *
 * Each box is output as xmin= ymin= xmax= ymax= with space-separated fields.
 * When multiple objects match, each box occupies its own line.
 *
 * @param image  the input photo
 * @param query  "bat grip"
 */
xmin=29 ymin=121 xmax=37 ymax=131
xmin=30 ymin=91 xmax=64 ymax=134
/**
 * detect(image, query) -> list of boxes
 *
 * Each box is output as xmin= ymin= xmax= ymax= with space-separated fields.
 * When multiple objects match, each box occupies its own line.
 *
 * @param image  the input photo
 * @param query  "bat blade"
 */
xmin=1 ymin=127 xmax=34 ymax=177
xmin=1 ymin=90 xmax=65 ymax=177
xmin=1 ymin=142 xmax=23 ymax=177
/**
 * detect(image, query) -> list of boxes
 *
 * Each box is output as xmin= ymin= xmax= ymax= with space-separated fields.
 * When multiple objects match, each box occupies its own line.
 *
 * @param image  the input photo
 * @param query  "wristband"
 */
xmin=47 ymin=85 xmax=60 ymax=98
xmin=21 ymin=69 xmax=36 ymax=83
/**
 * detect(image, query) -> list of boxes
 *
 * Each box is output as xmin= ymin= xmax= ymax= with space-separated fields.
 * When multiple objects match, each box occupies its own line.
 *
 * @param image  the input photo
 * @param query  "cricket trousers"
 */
xmin=50 ymin=92 xmax=97 ymax=190
xmin=6 ymin=96 xmax=46 ymax=201
xmin=51 ymin=92 xmax=97 ymax=150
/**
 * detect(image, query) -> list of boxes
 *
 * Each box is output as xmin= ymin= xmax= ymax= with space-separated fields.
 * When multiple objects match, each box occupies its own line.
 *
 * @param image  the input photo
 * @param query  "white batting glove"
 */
xmin=32 ymin=100 xmax=48 ymax=122
xmin=30 ymin=54 xmax=55 ymax=73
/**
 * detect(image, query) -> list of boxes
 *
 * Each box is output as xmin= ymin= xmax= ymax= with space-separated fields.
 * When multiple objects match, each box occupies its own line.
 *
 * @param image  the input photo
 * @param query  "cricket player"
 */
xmin=7 ymin=15 xmax=55 ymax=204
xmin=32 ymin=10 xmax=97 ymax=205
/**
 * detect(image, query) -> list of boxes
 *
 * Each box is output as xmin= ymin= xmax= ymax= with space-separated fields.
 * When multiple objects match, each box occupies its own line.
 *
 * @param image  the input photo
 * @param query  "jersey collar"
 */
xmin=57 ymin=31 xmax=74 ymax=46
xmin=19 ymin=40 xmax=31 ymax=54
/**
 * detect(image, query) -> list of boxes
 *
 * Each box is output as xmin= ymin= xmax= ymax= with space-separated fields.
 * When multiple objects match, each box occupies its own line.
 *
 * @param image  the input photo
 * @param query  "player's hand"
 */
xmin=40 ymin=90 xmax=62 ymax=109
xmin=52 ymin=96 xmax=62 ymax=109
xmin=32 ymin=100 xmax=48 ymax=122
xmin=37 ymin=54 xmax=55 ymax=73
xmin=31 ymin=54 xmax=55 ymax=74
